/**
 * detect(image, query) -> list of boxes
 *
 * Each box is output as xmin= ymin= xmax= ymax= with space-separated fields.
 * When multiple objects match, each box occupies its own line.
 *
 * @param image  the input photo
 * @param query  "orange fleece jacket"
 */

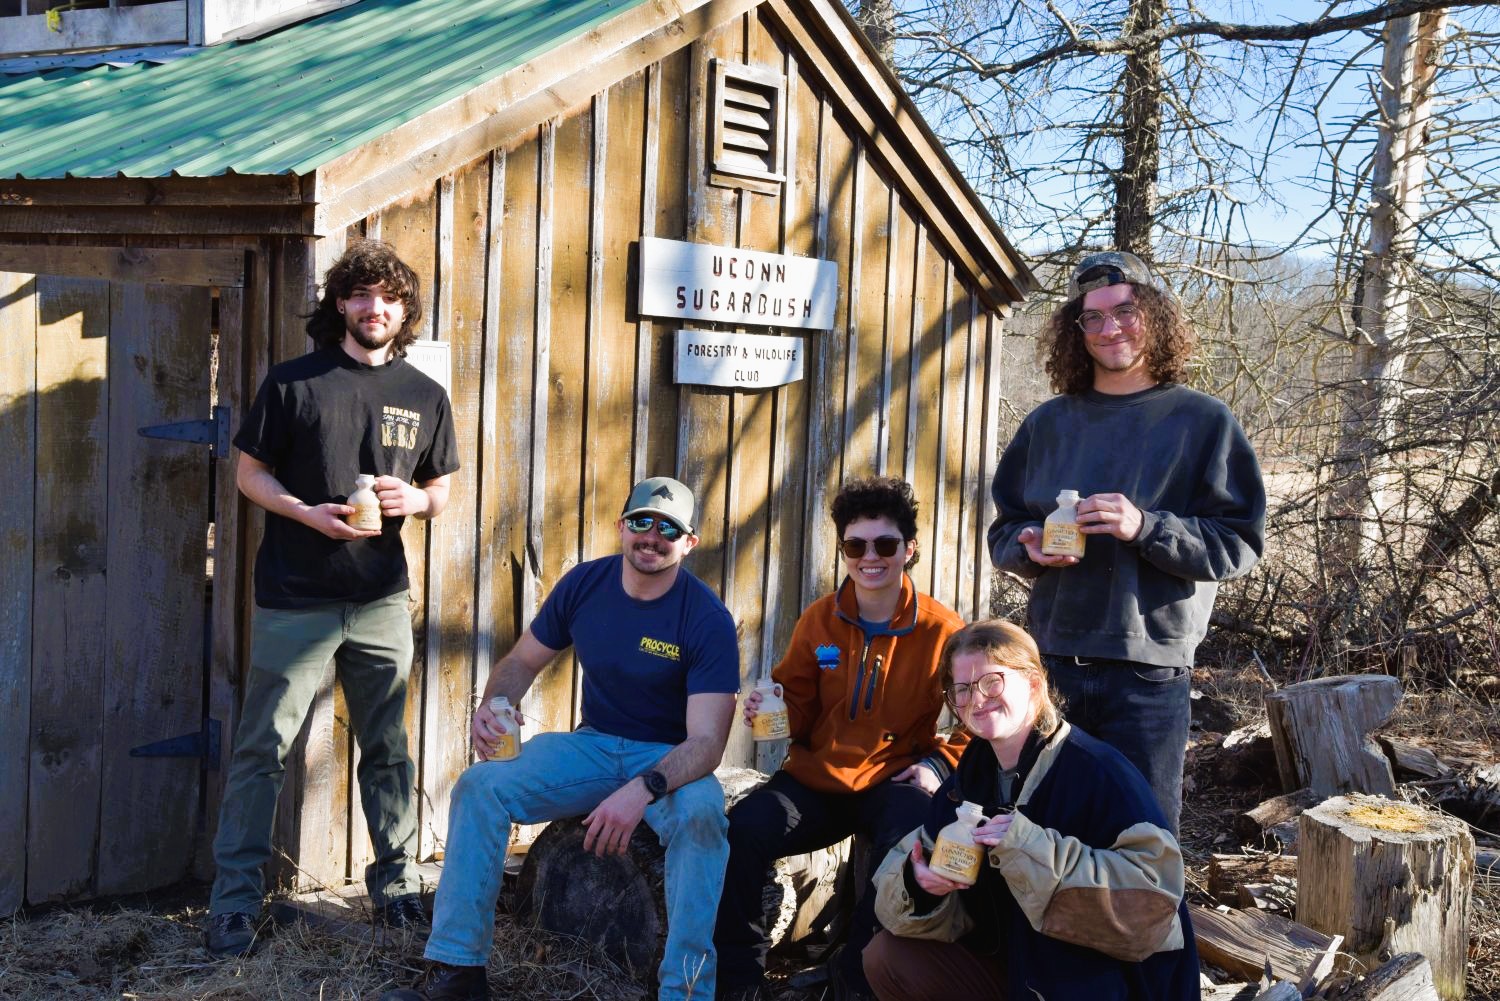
xmin=772 ymin=574 xmax=968 ymax=794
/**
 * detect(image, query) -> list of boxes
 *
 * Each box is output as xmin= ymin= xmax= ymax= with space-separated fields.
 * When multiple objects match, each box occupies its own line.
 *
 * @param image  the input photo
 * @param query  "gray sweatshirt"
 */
xmin=988 ymin=384 xmax=1266 ymax=667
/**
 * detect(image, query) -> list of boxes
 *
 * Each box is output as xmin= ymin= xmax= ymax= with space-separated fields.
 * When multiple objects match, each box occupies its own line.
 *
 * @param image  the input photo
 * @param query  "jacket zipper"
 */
xmin=848 ymin=632 xmax=874 ymax=720
xmin=864 ymin=652 xmax=884 ymax=712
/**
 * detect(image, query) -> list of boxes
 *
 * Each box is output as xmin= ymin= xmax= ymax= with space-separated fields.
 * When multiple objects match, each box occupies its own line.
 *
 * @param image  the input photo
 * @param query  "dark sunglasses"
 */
xmin=624 ymin=515 xmax=686 ymax=541
xmin=839 ymin=536 xmax=904 ymax=559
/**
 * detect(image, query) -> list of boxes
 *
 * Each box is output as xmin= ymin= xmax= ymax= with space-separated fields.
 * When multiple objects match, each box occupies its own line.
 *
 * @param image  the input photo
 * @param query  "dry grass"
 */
xmin=0 ymin=903 xmax=662 ymax=1001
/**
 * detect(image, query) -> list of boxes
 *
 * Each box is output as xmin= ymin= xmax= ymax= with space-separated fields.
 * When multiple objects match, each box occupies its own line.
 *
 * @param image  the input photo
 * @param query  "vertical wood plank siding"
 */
xmin=0 ymin=7 xmax=1017 ymax=907
xmin=28 ymin=278 xmax=109 ymax=904
xmin=0 ymin=270 xmax=36 ymax=915
xmin=98 ymin=283 xmax=211 ymax=895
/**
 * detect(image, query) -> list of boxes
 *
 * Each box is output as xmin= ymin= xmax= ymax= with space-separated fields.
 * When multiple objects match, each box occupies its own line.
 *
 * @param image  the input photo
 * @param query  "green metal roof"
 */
xmin=0 ymin=0 xmax=648 ymax=179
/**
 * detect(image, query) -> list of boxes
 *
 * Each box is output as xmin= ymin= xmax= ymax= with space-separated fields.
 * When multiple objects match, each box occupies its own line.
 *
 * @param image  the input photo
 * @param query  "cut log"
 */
xmin=1264 ymin=675 xmax=1401 ymax=797
xmin=1208 ymin=853 xmax=1298 ymax=907
xmin=513 ymin=768 xmax=850 ymax=989
xmin=1432 ymin=762 xmax=1500 ymax=830
xmin=1379 ymin=738 xmax=1452 ymax=781
xmin=1297 ymin=795 xmax=1473 ymax=1000
xmin=1215 ymin=722 xmax=1280 ymax=792
xmin=1236 ymin=878 xmax=1296 ymax=914
xmin=1190 ymin=904 xmax=1339 ymax=983
xmin=1340 ymin=953 xmax=1441 ymax=1001
xmin=1236 ymin=788 xmax=1321 ymax=849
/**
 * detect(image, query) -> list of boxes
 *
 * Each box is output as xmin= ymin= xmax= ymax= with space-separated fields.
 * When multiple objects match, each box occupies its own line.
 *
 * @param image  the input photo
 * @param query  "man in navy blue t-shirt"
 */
xmin=389 ymin=476 xmax=739 ymax=1001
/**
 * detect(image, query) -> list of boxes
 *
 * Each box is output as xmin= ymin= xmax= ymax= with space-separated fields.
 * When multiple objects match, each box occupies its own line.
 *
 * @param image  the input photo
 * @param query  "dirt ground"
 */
xmin=2 ymin=665 xmax=1496 ymax=1001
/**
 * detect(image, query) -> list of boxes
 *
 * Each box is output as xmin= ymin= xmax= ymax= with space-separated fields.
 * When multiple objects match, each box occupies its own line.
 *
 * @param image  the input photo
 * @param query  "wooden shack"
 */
xmin=0 ymin=0 xmax=1036 ymax=913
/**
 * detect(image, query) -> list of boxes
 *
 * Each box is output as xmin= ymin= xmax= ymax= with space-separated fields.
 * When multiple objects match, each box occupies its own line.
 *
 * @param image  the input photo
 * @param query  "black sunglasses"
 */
xmin=625 ymin=515 xmax=686 ymax=541
xmin=840 ymin=536 xmax=903 ymax=559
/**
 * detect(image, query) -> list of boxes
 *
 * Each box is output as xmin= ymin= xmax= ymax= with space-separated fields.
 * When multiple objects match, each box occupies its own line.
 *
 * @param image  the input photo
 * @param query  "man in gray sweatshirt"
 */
xmin=987 ymin=251 xmax=1265 ymax=834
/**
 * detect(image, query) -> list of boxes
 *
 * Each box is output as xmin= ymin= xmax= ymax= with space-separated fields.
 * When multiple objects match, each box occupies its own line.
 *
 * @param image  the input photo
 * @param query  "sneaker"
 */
xmin=378 ymin=895 xmax=430 ymax=930
xmin=204 ymin=910 xmax=262 ymax=958
xmin=379 ymin=962 xmax=489 ymax=1001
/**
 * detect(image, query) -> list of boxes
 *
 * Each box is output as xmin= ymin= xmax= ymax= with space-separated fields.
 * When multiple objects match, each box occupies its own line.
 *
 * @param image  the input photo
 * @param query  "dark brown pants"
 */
xmin=862 ymin=930 xmax=1007 ymax=1001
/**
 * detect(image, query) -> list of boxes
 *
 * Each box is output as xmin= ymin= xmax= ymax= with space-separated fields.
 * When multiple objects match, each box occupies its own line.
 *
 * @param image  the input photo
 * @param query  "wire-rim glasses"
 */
xmin=1077 ymin=303 xmax=1142 ymax=334
xmin=947 ymin=672 xmax=1006 ymax=708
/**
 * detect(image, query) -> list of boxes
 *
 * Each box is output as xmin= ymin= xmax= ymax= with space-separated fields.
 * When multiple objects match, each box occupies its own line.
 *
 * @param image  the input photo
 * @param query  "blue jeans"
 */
xmin=1042 ymin=655 xmax=1190 ymax=835
xmin=426 ymin=727 xmax=729 ymax=1001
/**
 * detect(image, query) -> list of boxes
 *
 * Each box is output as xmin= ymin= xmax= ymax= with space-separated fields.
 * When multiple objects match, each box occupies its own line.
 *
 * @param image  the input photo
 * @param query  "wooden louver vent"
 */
xmin=711 ymin=59 xmax=785 ymax=189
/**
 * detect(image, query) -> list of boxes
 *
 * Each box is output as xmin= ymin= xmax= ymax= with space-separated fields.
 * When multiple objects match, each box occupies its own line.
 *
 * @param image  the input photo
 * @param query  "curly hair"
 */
xmin=830 ymin=476 xmax=921 ymax=568
xmin=939 ymin=619 xmax=1062 ymax=737
xmin=1041 ymin=283 xmax=1195 ymax=395
xmin=305 ymin=239 xmax=424 ymax=357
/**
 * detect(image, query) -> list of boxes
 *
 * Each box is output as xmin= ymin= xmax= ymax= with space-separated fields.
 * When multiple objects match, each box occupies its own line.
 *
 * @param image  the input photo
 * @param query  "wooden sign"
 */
xmin=639 ymin=236 xmax=837 ymax=330
xmin=673 ymin=329 xmax=804 ymax=389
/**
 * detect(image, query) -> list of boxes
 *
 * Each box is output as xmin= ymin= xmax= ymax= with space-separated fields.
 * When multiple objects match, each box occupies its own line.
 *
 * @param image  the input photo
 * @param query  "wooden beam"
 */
xmin=311 ymin=0 xmax=763 ymax=235
xmin=1 ymin=2 xmax=187 ymax=58
xmin=0 ymin=245 xmax=246 ymax=287
xmin=0 ymin=176 xmax=307 ymax=208
xmin=0 ymin=204 xmax=312 ymax=236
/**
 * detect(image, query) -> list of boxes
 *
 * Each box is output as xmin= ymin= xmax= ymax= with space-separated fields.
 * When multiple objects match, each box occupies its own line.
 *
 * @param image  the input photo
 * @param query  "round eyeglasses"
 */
xmin=840 ymin=536 xmax=903 ymax=559
xmin=624 ymin=515 xmax=685 ymax=541
xmin=1077 ymin=303 xmax=1142 ymax=334
xmin=947 ymin=672 xmax=1006 ymax=708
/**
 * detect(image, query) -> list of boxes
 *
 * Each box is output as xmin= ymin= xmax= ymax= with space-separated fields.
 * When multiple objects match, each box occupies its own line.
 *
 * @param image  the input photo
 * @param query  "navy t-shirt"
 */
xmin=530 ymin=555 xmax=740 ymax=744
xmin=235 ymin=347 xmax=459 ymax=608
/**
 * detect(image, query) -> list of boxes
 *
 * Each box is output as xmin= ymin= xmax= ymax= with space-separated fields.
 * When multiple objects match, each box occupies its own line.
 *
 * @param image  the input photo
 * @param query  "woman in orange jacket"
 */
xmin=713 ymin=477 xmax=966 ymax=1001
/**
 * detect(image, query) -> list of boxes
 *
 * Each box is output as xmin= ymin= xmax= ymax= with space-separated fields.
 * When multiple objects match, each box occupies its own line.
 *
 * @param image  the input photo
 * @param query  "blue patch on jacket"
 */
xmin=815 ymin=644 xmax=841 ymax=669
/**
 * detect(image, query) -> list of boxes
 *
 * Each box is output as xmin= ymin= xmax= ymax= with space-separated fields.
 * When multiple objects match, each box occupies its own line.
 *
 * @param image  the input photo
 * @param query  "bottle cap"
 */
xmin=957 ymin=801 xmax=986 ymax=821
xmin=489 ymin=695 xmax=512 ymax=712
xmin=1056 ymin=489 xmax=1081 ymax=505
xmin=356 ymin=473 xmax=376 ymax=488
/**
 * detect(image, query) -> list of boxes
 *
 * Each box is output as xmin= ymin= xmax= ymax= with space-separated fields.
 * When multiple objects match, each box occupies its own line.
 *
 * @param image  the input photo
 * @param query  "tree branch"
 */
xmin=960 ymin=0 xmax=1500 ymax=77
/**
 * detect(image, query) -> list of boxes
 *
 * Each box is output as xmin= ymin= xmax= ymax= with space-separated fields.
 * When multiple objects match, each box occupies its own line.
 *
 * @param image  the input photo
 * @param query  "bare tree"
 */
xmin=877 ymin=0 xmax=1500 ymax=674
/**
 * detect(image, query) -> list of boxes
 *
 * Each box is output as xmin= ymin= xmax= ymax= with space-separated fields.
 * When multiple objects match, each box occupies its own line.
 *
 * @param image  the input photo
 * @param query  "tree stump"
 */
xmin=512 ymin=768 xmax=850 ymax=990
xmin=1342 ymin=953 xmax=1441 ymax=1001
xmin=1297 ymin=795 xmax=1474 ymax=1000
xmin=1264 ymin=675 xmax=1401 ymax=796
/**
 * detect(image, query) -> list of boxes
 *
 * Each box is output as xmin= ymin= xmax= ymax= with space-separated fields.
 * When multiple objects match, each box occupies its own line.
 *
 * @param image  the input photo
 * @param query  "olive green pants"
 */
xmin=209 ymin=591 xmax=420 ymax=916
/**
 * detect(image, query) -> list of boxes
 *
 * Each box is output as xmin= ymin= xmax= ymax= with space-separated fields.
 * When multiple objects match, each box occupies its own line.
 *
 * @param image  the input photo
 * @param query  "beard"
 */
xmin=624 ymin=539 xmax=679 ymax=576
xmin=346 ymin=311 xmax=400 ymax=351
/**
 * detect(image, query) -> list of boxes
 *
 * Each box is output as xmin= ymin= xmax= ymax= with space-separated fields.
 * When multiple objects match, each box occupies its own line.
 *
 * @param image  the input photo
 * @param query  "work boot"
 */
xmin=204 ymin=911 xmax=263 ymax=958
xmin=377 ymin=895 xmax=430 ymax=930
xmin=379 ymin=961 xmax=489 ymax=1001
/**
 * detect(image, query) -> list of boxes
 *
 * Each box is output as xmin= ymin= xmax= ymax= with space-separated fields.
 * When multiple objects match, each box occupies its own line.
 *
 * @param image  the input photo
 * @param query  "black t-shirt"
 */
xmin=235 ymin=346 xmax=459 ymax=608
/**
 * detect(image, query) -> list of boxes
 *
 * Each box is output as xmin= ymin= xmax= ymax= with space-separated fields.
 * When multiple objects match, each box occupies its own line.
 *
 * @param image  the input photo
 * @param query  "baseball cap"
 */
xmin=622 ymin=476 xmax=696 ymax=534
xmin=1066 ymin=251 xmax=1157 ymax=302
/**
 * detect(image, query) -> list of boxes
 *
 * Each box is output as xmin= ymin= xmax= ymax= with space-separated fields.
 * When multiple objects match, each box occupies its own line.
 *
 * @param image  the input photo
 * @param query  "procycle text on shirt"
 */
xmin=639 ymin=636 xmax=682 ymax=661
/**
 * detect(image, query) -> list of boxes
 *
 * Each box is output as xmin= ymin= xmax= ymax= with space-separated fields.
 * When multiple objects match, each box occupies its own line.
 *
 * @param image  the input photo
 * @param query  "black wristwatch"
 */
xmin=640 ymin=769 xmax=668 ymax=803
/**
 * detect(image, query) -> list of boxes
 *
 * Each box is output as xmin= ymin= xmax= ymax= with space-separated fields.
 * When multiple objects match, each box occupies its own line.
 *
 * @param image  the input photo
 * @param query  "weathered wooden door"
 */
xmin=0 ymin=247 xmax=249 ymax=912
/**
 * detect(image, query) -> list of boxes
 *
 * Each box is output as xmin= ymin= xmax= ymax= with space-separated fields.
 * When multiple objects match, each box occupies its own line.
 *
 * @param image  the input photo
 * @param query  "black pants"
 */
xmin=714 ymin=770 xmax=933 ymax=992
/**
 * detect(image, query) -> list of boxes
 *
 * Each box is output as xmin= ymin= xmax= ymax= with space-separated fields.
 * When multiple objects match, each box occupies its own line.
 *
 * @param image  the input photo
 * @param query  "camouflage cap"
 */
xmin=1066 ymin=251 xmax=1158 ymax=302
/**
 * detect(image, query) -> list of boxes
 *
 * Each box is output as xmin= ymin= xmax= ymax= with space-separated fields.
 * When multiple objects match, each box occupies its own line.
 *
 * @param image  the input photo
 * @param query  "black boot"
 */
xmin=379 ymin=961 xmax=489 ymax=1001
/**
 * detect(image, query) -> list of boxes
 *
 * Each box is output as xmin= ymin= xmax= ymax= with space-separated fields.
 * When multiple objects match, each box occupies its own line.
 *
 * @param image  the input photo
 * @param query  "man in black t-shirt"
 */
xmin=206 ymin=240 xmax=459 ymax=958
